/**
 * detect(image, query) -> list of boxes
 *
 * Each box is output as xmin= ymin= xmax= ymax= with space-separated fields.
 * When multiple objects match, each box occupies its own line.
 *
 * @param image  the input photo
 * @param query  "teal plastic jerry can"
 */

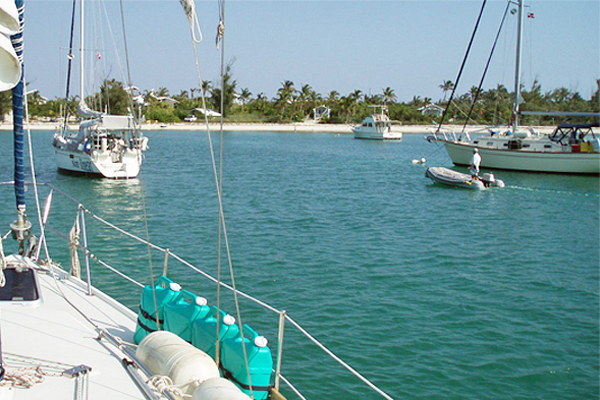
xmin=220 ymin=324 xmax=273 ymax=399
xmin=133 ymin=275 xmax=181 ymax=344
xmin=191 ymin=305 xmax=239 ymax=359
xmin=163 ymin=289 xmax=210 ymax=342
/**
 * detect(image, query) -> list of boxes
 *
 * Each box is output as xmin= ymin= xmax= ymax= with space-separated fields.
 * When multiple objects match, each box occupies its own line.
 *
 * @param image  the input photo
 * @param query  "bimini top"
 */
xmin=556 ymin=122 xmax=599 ymax=130
xmin=550 ymin=121 xmax=599 ymax=145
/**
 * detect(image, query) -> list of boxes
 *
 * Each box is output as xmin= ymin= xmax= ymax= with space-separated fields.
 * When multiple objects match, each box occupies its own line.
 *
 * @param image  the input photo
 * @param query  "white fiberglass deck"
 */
xmin=0 ymin=255 xmax=142 ymax=399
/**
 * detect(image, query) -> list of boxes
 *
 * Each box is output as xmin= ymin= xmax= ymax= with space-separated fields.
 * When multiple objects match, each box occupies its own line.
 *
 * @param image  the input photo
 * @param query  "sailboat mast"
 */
xmin=512 ymin=0 xmax=524 ymax=131
xmin=10 ymin=0 xmax=32 ymax=252
xmin=80 ymin=0 xmax=84 ymax=104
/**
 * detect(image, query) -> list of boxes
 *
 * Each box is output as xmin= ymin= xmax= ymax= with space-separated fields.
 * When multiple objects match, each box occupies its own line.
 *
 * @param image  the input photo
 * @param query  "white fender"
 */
xmin=192 ymin=377 xmax=252 ymax=400
xmin=136 ymin=331 xmax=220 ymax=395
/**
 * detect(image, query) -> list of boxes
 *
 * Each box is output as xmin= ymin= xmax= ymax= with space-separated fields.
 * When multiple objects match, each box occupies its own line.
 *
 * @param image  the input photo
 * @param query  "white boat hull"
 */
xmin=54 ymin=148 xmax=142 ymax=179
xmin=53 ymin=117 xmax=148 ymax=179
xmin=442 ymin=140 xmax=600 ymax=175
xmin=353 ymin=130 xmax=403 ymax=140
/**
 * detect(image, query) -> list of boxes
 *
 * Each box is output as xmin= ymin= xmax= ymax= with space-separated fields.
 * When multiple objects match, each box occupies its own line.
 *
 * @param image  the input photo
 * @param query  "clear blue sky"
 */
xmin=23 ymin=0 xmax=600 ymax=103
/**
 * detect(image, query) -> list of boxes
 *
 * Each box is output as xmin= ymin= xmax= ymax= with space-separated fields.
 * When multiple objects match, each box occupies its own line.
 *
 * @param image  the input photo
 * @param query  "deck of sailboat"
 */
xmin=0 ymin=255 xmax=142 ymax=399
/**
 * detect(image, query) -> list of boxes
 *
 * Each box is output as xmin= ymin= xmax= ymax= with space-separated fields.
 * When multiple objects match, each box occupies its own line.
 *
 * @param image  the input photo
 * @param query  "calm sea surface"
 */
xmin=0 ymin=129 xmax=598 ymax=400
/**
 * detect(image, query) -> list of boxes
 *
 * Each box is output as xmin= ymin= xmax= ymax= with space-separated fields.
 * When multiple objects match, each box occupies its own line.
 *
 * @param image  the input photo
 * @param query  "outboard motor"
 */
xmin=482 ymin=173 xmax=505 ymax=188
xmin=482 ymin=173 xmax=495 ymax=183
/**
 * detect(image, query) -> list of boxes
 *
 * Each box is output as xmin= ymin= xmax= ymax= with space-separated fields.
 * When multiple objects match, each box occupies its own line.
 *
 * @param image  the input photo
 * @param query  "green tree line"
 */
xmin=2 ymin=73 xmax=599 ymax=126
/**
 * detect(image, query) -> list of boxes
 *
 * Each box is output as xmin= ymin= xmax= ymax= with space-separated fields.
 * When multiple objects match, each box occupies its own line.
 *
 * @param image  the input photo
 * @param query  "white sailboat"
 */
xmin=51 ymin=0 xmax=148 ymax=179
xmin=429 ymin=0 xmax=600 ymax=175
xmin=353 ymin=105 xmax=403 ymax=140
xmin=0 ymin=1 xmax=396 ymax=399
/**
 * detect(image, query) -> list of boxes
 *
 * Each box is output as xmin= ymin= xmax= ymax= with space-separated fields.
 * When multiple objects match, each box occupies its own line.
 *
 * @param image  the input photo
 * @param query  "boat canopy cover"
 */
xmin=100 ymin=115 xmax=136 ymax=130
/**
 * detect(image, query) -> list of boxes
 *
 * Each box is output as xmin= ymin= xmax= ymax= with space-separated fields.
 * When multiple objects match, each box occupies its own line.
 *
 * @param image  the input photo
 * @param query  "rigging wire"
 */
xmin=436 ymin=0 xmax=488 ymax=134
xmin=215 ymin=1 xmax=254 ymax=395
xmin=181 ymin=0 xmax=255 ymax=395
xmin=117 ymin=0 xmax=142 ymax=126
xmin=462 ymin=1 xmax=511 ymax=133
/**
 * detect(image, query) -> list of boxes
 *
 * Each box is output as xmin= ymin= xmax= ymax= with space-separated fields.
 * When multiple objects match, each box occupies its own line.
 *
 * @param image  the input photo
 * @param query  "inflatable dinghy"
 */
xmin=425 ymin=167 xmax=505 ymax=190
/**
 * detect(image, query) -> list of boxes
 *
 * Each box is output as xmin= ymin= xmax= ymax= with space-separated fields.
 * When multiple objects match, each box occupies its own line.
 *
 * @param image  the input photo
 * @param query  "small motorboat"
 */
xmin=353 ymin=105 xmax=403 ymax=140
xmin=425 ymin=167 xmax=505 ymax=190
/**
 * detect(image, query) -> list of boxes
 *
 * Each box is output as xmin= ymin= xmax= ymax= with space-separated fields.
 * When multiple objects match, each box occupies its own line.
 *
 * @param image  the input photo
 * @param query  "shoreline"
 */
xmin=0 ymin=121 xmax=557 ymax=135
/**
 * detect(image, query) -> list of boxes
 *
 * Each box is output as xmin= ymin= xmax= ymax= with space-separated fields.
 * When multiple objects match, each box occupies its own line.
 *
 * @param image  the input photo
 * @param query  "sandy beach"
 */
xmin=0 ymin=121 xmax=557 ymax=135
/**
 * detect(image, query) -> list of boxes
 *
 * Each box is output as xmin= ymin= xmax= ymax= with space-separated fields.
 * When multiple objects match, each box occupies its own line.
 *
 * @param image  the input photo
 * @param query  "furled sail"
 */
xmin=0 ymin=0 xmax=21 ymax=91
xmin=78 ymin=99 xmax=104 ymax=118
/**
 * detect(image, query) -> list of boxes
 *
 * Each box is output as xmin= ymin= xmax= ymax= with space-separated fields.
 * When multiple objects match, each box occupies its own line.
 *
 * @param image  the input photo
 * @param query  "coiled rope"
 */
xmin=147 ymin=375 xmax=189 ymax=398
xmin=0 ymin=353 xmax=74 ymax=389
xmin=69 ymin=212 xmax=81 ymax=278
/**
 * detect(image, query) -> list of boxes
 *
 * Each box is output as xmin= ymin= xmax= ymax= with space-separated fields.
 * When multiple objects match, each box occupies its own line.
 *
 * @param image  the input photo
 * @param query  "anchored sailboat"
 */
xmin=429 ymin=0 xmax=600 ymax=175
xmin=51 ymin=0 xmax=148 ymax=179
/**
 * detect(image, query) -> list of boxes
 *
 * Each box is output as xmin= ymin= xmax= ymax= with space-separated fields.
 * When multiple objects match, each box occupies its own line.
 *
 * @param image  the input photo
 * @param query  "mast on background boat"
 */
xmin=511 ymin=0 xmax=524 ymax=132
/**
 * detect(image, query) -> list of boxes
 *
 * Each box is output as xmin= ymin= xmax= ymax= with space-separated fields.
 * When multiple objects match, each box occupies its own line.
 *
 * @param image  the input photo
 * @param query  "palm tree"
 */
xmin=275 ymin=80 xmax=296 ymax=119
xmin=210 ymin=61 xmax=237 ymax=116
xmin=326 ymin=90 xmax=339 ymax=106
xmin=298 ymin=84 xmax=313 ymax=118
xmin=439 ymin=80 xmax=454 ymax=102
xmin=238 ymin=88 xmax=252 ymax=112
xmin=382 ymin=87 xmax=396 ymax=104
xmin=201 ymin=80 xmax=212 ymax=97
xmin=350 ymin=89 xmax=363 ymax=103
xmin=156 ymin=87 xmax=170 ymax=97
xmin=97 ymin=79 xmax=130 ymax=115
xmin=339 ymin=95 xmax=355 ymax=123
xmin=348 ymin=90 xmax=363 ymax=121
xmin=254 ymin=92 xmax=267 ymax=112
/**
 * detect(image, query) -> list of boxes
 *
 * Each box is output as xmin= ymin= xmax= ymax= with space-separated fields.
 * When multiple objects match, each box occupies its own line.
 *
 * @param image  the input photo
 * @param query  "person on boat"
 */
xmin=468 ymin=148 xmax=481 ymax=176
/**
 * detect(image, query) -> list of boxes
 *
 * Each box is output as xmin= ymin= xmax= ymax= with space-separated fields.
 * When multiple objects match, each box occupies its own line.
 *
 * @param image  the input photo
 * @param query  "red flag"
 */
xmin=527 ymin=12 xmax=534 ymax=18
xmin=97 ymin=52 xmax=101 ymax=59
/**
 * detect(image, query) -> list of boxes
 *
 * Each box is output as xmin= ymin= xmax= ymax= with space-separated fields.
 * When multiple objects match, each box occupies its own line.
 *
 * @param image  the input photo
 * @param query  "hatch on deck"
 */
xmin=0 ymin=267 xmax=41 ymax=305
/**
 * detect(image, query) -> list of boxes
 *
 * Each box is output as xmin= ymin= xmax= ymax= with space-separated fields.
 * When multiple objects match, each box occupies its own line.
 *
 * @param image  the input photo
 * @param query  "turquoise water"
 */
xmin=0 ymin=129 xmax=598 ymax=400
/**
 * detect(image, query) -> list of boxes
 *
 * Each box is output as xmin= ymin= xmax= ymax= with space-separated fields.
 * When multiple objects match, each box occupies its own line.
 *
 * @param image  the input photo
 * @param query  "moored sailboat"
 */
xmin=51 ymin=0 xmax=148 ymax=179
xmin=428 ymin=0 xmax=600 ymax=175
